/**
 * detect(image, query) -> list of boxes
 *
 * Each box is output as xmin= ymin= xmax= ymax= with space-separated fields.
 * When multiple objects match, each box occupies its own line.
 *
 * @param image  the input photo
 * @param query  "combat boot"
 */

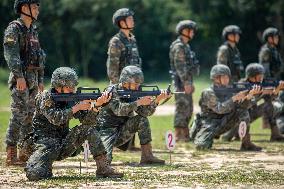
xmin=270 ymin=125 xmax=284 ymax=142
xmin=18 ymin=148 xmax=31 ymax=164
xmin=6 ymin=146 xmax=25 ymax=166
xmin=140 ymin=143 xmax=165 ymax=165
xmin=95 ymin=154 xmax=124 ymax=178
xmin=183 ymin=127 xmax=190 ymax=142
xmin=175 ymin=127 xmax=188 ymax=142
xmin=240 ymin=134 xmax=262 ymax=151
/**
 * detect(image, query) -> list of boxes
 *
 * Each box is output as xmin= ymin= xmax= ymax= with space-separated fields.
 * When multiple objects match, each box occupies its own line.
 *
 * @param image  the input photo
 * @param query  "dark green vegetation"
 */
xmin=0 ymin=0 xmax=283 ymax=79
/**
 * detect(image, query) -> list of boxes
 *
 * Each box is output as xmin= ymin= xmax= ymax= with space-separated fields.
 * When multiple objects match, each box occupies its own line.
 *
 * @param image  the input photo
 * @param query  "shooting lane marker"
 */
xmin=165 ymin=130 xmax=176 ymax=165
xmin=238 ymin=121 xmax=247 ymax=139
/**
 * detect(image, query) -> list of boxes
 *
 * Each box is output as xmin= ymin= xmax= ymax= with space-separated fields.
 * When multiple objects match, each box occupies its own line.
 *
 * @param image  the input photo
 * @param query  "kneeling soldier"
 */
xmin=96 ymin=65 xmax=170 ymax=164
xmin=245 ymin=63 xmax=284 ymax=141
xmin=25 ymin=67 xmax=123 ymax=181
xmin=190 ymin=64 xmax=262 ymax=151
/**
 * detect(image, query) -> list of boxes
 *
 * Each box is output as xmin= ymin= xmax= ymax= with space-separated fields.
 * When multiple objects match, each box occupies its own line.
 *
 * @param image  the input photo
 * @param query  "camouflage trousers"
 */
xmin=276 ymin=116 xmax=284 ymax=134
xmin=6 ymin=87 xmax=38 ymax=147
xmin=98 ymin=115 xmax=152 ymax=162
xmin=174 ymin=93 xmax=193 ymax=128
xmin=193 ymin=108 xmax=250 ymax=149
xmin=222 ymin=99 xmax=284 ymax=140
xmin=25 ymin=124 xmax=106 ymax=181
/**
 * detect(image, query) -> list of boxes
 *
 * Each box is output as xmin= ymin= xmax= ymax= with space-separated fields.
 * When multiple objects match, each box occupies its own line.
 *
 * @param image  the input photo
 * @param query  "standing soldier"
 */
xmin=106 ymin=8 xmax=142 ymax=150
xmin=169 ymin=20 xmax=199 ymax=142
xmin=217 ymin=25 xmax=244 ymax=141
xmin=217 ymin=25 xmax=244 ymax=82
xmin=259 ymin=27 xmax=284 ymax=130
xmin=3 ymin=0 xmax=45 ymax=166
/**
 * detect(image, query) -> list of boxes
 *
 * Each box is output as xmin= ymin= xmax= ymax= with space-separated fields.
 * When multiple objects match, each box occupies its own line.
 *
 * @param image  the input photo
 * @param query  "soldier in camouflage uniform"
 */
xmin=3 ymin=0 xmax=45 ymax=166
xmin=107 ymin=8 xmax=142 ymax=84
xmin=245 ymin=63 xmax=284 ymax=141
xmin=96 ymin=66 xmax=170 ymax=164
xmin=217 ymin=25 xmax=244 ymax=82
xmin=221 ymin=63 xmax=284 ymax=141
xmin=25 ymin=67 xmax=123 ymax=181
xmin=169 ymin=20 xmax=199 ymax=142
xmin=190 ymin=65 xmax=262 ymax=151
xmin=259 ymin=27 xmax=284 ymax=131
xmin=106 ymin=8 xmax=142 ymax=150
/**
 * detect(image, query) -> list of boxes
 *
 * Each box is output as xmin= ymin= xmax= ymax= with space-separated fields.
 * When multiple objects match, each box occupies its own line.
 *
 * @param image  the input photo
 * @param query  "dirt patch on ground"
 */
xmin=0 ymin=145 xmax=283 ymax=188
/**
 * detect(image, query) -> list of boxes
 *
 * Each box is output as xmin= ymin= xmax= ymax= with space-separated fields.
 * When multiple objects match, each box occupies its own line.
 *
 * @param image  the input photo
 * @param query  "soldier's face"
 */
xmin=56 ymin=86 xmax=75 ymax=93
xmin=255 ymin=74 xmax=264 ymax=83
xmin=228 ymin=34 xmax=239 ymax=43
xmin=121 ymin=16 xmax=134 ymax=29
xmin=219 ymin=75 xmax=230 ymax=86
xmin=22 ymin=3 xmax=40 ymax=19
xmin=123 ymin=82 xmax=140 ymax=90
xmin=273 ymin=35 xmax=279 ymax=45
xmin=181 ymin=28 xmax=194 ymax=40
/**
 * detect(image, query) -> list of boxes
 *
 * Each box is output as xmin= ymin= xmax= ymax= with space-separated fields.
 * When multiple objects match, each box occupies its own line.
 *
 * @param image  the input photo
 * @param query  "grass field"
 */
xmin=0 ymin=69 xmax=283 ymax=188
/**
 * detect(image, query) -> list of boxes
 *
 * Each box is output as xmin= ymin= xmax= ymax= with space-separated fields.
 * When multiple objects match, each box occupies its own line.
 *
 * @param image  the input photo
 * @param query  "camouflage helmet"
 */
xmin=14 ymin=0 xmax=40 ymax=14
xmin=262 ymin=27 xmax=279 ymax=42
xmin=222 ymin=25 xmax=242 ymax=40
xmin=210 ymin=64 xmax=231 ymax=79
xmin=112 ymin=8 xmax=134 ymax=27
xmin=176 ymin=20 xmax=197 ymax=34
xmin=51 ymin=67 xmax=79 ymax=88
xmin=245 ymin=63 xmax=265 ymax=78
xmin=119 ymin=66 xmax=144 ymax=84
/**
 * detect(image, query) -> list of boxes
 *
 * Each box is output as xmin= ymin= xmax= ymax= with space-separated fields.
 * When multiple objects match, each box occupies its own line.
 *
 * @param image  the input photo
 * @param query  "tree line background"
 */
xmin=0 ymin=0 xmax=283 ymax=80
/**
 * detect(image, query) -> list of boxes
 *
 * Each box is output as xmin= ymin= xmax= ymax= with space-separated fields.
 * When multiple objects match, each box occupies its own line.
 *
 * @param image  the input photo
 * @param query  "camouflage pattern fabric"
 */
xmin=191 ymin=86 xmax=252 ymax=149
xmin=3 ymin=18 xmax=45 ymax=148
xmin=106 ymin=31 xmax=142 ymax=84
xmin=276 ymin=92 xmax=284 ymax=134
xmin=25 ymin=89 xmax=106 ymax=181
xmin=259 ymin=43 xmax=284 ymax=79
xmin=217 ymin=42 xmax=243 ymax=81
xmin=169 ymin=37 xmax=196 ymax=128
xmin=96 ymin=85 xmax=155 ymax=161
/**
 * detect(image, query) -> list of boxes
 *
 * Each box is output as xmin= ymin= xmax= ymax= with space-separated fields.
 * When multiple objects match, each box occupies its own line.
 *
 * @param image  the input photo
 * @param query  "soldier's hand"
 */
xmin=96 ymin=91 xmax=112 ymax=107
xmin=72 ymin=100 xmax=91 ymax=114
xmin=232 ymin=90 xmax=248 ymax=102
xmin=246 ymin=85 xmax=261 ymax=100
xmin=274 ymin=81 xmax=284 ymax=95
xmin=38 ymin=83 xmax=44 ymax=92
xmin=137 ymin=96 xmax=152 ymax=106
xmin=155 ymin=90 xmax=171 ymax=104
xmin=184 ymin=84 xmax=194 ymax=94
xmin=16 ymin=78 xmax=27 ymax=91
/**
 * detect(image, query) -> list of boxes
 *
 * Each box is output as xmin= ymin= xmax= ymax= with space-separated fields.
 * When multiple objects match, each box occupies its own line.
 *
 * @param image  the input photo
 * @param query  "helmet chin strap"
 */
xmin=181 ymin=33 xmax=191 ymax=40
xmin=119 ymin=20 xmax=134 ymax=30
xmin=20 ymin=4 xmax=37 ymax=22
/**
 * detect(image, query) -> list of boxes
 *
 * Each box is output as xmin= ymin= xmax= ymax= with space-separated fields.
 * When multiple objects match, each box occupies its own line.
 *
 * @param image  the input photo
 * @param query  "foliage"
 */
xmin=0 ymin=0 xmax=283 ymax=79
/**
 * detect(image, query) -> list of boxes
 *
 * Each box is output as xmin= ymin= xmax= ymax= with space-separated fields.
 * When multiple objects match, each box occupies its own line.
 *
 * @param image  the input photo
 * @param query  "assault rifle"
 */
xmin=116 ymin=84 xmax=183 ymax=103
xmin=51 ymin=87 xmax=105 ymax=107
xmin=214 ymin=79 xmax=281 ymax=95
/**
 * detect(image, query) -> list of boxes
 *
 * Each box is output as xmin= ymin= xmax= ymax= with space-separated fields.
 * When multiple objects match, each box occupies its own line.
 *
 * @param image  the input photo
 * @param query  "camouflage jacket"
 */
xmin=32 ymin=89 xmax=98 ymax=140
xmin=198 ymin=85 xmax=252 ymax=120
xmin=3 ymin=18 xmax=45 ymax=89
xmin=96 ymin=84 xmax=157 ymax=128
xmin=217 ymin=42 xmax=243 ymax=80
xmin=106 ymin=31 xmax=142 ymax=84
xmin=259 ymin=43 xmax=284 ymax=79
xmin=169 ymin=37 xmax=197 ymax=87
